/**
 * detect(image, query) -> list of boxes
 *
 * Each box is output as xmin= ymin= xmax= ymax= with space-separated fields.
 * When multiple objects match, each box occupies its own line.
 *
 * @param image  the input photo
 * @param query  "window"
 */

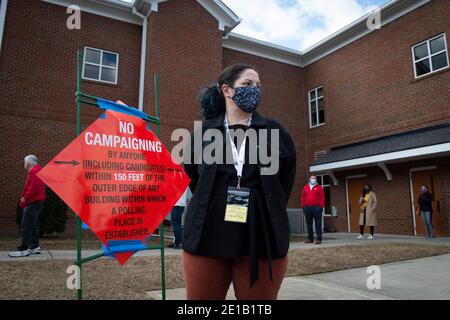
xmin=82 ymin=47 xmax=119 ymax=84
xmin=412 ymin=33 xmax=449 ymax=79
xmin=308 ymin=86 xmax=324 ymax=128
xmin=317 ymin=175 xmax=331 ymax=216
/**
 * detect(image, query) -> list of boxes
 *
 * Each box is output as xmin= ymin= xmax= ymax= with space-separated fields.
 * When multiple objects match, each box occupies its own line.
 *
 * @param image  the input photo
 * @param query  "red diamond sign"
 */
xmin=37 ymin=110 xmax=190 ymax=264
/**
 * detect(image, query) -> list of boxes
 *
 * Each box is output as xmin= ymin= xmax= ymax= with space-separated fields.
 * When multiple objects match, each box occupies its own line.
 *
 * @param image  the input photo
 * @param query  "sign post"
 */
xmin=38 ymin=49 xmax=188 ymax=299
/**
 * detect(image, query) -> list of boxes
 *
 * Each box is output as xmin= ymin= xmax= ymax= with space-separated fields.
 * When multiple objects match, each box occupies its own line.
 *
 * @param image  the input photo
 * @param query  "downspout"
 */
xmin=132 ymin=7 xmax=151 ymax=112
xmin=0 ymin=0 xmax=9 ymax=53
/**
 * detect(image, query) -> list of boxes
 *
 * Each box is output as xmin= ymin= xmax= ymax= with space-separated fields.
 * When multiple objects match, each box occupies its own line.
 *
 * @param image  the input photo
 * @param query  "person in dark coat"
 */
xmin=182 ymin=64 xmax=297 ymax=300
xmin=417 ymin=185 xmax=435 ymax=238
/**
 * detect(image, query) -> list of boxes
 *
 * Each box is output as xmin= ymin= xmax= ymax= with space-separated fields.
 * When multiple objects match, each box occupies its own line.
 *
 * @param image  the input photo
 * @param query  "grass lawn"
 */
xmin=1 ymin=242 xmax=449 ymax=300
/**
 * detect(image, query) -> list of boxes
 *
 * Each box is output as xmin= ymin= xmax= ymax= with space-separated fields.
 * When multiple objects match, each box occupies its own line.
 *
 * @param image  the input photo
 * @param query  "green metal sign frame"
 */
xmin=74 ymin=49 xmax=166 ymax=300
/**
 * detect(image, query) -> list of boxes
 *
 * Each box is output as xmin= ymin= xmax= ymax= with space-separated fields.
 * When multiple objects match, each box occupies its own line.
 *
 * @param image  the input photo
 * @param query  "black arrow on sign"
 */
xmin=55 ymin=160 xmax=80 ymax=166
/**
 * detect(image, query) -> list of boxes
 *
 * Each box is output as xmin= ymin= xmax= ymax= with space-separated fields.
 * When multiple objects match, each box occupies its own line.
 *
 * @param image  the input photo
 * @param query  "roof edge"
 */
xmin=196 ymin=0 xmax=241 ymax=35
xmin=222 ymin=0 xmax=431 ymax=67
xmin=223 ymin=33 xmax=302 ymax=67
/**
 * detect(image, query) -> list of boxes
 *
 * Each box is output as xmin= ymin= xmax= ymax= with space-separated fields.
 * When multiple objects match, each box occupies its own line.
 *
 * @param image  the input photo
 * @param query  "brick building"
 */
xmin=0 ymin=0 xmax=448 ymax=236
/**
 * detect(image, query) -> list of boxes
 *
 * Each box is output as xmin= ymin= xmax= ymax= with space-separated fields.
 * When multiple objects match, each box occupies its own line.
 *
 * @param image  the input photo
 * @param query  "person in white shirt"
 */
xmin=169 ymin=188 xmax=189 ymax=249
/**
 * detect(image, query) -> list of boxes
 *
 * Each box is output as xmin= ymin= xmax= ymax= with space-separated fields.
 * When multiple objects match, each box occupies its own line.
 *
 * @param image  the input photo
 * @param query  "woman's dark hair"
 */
xmin=361 ymin=185 xmax=372 ymax=197
xmin=198 ymin=63 xmax=257 ymax=119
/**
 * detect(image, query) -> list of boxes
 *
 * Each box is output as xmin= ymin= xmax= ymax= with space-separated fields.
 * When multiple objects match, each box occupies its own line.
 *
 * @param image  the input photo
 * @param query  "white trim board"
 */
xmin=41 ymin=0 xmax=142 ymax=25
xmin=409 ymin=169 xmax=418 ymax=236
xmin=197 ymin=0 xmax=241 ymax=33
xmin=310 ymin=142 xmax=450 ymax=173
xmin=410 ymin=166 xmax=437 ymax=172
xmin=223 ymin=33 xmax=302 ymax=67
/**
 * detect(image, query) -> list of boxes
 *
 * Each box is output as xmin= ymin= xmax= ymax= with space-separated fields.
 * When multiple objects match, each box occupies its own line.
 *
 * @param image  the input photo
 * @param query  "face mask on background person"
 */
xmin=421 ymin=187 xmax=428 ymax=193
xmin=309 ymin=178 xmax=317 ymax=186
xmin=232 ymin=85 xmax=261 ymax=113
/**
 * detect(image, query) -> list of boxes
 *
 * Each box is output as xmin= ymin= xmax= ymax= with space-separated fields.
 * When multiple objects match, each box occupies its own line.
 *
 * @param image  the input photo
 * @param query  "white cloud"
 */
xmin=222 ymin=0 xmax=384 ymax=51
xmin=120 ymin=0 xmax=384 ymax=51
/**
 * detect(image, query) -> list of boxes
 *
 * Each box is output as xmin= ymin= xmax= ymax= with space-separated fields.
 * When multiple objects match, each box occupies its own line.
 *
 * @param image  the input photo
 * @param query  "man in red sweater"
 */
xmin=9 ymin=155 xmax=46 ymax=257
xmin=301 ymin=175 xmax=325 ymax=244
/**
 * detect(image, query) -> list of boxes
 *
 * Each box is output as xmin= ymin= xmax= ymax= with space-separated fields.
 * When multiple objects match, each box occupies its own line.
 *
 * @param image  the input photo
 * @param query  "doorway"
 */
xmin=346 ymin=175 xmax=369 ymax=233
xmin=410 ymin=168 xmax=443 ymax=236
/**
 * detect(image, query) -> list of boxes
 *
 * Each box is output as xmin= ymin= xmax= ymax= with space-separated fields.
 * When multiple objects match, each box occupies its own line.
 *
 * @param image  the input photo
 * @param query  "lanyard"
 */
xmin=224 ymin=114 xmax=252 ymax=189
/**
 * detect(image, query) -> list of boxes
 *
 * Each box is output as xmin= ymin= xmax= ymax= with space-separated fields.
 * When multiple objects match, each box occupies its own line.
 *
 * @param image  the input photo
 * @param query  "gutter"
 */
xmin=132 ymin=7 xmax=151 ymax=112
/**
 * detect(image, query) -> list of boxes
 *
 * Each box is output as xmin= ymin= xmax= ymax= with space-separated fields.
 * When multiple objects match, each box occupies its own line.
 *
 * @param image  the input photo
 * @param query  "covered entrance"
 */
xmin=310 ymin=123 xmax=450 ymax=236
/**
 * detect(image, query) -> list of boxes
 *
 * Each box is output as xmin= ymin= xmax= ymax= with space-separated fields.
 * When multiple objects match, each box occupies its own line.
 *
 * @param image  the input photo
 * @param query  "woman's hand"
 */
xmin=116 ymin=100 xmax=128 ymax=106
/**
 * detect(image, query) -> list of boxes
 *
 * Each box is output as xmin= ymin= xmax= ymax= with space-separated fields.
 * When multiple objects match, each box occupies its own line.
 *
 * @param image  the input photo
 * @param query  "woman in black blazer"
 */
xmin=182 ymin=64 xmax=296 ymax=300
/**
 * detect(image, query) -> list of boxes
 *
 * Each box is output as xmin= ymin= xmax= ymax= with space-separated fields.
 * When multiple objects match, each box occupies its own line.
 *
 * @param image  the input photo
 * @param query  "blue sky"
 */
xmin=121 ymin=0 xmax=389 ymax=51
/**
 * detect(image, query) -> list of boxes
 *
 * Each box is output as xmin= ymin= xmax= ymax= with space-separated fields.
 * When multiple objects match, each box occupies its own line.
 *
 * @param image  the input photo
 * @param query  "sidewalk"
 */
xmin=1 ymin=233 xmax=449 ymax=262
xmin=146 ymin=253 xmax=450 ymax=300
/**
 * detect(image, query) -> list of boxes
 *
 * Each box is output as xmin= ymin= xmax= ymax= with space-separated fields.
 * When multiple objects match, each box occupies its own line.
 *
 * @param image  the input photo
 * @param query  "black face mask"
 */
xmin=231 ymin=86 xmax=261 ymax=113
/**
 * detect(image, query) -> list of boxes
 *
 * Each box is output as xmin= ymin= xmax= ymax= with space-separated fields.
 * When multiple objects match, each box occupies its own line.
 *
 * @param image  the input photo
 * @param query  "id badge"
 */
xmin=224 ymin=187 xmax=250 ymax=224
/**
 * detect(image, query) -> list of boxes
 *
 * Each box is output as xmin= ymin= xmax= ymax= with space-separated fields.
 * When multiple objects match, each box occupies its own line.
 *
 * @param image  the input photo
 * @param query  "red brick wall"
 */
xmin=144 ymin=0 xmax=224 ymax=150
xmin=222 ymin=49 xmax=306 ymax=208
xmin=0 ymin=0 xmax=142 ymax=234
xmin=304 ymin=0 xmax=450 ymax=168
xmin=0 ymin=0 xmax=448 ymax=237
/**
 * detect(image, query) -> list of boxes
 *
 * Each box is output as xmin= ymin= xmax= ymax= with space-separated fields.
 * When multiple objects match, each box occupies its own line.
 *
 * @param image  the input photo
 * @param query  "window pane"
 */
xmin=85 ymin=49 xmax=101 ymax=64
xmin=101 ymin=67 xmax=116 ymax=83
xmin=319 ymin=110 xmax=325 ymax=125
xmin=413 ymin=43 xmax=428 ymax=60
xmin=318 ymin=98 xmax=325 ymax=124
xmin=318 ymin=98 xmax=324 ymax=110
xmin=324 ymin=187 xmax=331 ymax=215
xmin=317 ymin=87 xmax=323 ymax=97
xmin=102 ymin=52 xmax=117 ymax=67
xmin=83 ymin=64 xmax=100 ymax=80
xmin=309 ymin=90 xmax=316 ymax=100
xmin=323 ymin=175 xmax=330 ymax=185
xmin=311 ymin=111 xmax=317 ymax=127
xmin=431 ymin=52 xmax=448 ymax=70
xmin=430 ymin=36 xmax=446 ymax=54
xmin=317 ymin=176 xmax=323 ymax=185
xmin=415 ymin=59 xmax=431 ymax=76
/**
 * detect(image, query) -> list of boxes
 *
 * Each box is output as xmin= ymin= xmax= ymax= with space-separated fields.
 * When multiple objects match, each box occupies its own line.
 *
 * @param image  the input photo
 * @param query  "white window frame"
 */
xmin=82 ymin=47 xmax=119 ymax=84
xmin=317 ymin=174 xmax=331 ymax=216
xmin=411 ymin=33 xmax=449 ymax=79
xmin=308 ymin=86 xmax=325 ymax=128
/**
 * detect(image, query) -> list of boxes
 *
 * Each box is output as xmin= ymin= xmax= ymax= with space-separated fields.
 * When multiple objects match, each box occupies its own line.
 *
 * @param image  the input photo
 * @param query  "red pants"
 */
xmin=182 ymin=251 xmax=288 ymax=300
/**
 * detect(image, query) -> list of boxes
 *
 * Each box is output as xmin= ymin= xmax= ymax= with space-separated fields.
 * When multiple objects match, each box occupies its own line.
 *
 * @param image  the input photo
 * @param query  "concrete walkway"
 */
xmin=146 ymin=253 xmax=450 ymax=300
xmin=1 ymin=233 xmax=449 ymax=262
xmin=2 ymin=233 xmax=450 ymax=300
